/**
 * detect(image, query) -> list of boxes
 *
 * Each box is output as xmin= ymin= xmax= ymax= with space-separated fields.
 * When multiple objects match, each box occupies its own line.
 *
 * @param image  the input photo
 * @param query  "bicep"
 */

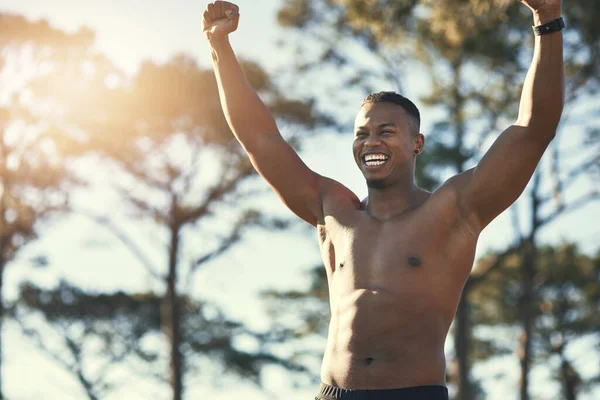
xmin=463 ymin=124 xmax=553 ymax=227
xmin=245 ymin=133 xmax=324 ymax=226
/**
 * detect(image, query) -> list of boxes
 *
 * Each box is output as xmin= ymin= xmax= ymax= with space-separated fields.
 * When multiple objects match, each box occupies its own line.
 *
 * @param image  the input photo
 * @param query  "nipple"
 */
xmin=408 ymin=257 xmax=422 ymax=267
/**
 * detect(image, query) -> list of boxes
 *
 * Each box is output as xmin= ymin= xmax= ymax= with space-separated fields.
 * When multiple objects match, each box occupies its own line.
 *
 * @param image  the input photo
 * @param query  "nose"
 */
xmin=364 ymin=135 xmax=381 ymax=147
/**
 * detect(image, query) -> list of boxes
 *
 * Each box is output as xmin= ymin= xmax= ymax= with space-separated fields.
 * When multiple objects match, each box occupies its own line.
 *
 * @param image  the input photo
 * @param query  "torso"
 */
xmin=316 ymin=179 xmax=480 ymax=389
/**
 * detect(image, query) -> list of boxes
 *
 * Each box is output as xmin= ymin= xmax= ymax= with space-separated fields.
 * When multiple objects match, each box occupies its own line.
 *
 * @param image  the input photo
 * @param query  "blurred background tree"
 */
xmin=471 ymin=244 xmax=600 ymax=400
xmin=0 ymin=13 xmax=106 ymax=399
xmin=1 ymin=9 xmax=328 ymax=400
xmin=52 ymin=53 xmax=323 ymax=400
xmin=0 ymin=1 xmax=598 ymax=399
xmin=10 ymin=279 xmax=307 ymax=399
xmin=11 ymin=281 xmax=162 ymax=400
xmin=269 ymin=0 xmax=600 ymax=399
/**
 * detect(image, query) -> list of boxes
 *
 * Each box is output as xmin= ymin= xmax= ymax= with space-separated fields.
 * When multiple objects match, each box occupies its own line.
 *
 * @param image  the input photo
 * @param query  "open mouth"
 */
xmin=362 ymin=153 xmax=390 ymax=168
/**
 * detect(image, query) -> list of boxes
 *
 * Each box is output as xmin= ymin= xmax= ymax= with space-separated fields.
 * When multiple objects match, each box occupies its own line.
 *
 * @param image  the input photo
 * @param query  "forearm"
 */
xmin=210 ymin=38 xmax=279 ymax=150
xmin=516 ymin=8 xmax=564 ymax=133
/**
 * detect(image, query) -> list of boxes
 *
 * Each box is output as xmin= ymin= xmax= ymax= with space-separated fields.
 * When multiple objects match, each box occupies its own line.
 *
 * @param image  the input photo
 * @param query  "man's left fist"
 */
xmin=518 ymin=0 xmax=562 ymax=13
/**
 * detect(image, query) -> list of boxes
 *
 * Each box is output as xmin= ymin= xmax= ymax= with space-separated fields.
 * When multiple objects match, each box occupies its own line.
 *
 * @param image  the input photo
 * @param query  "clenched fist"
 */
xmin=202 ymin=1 xmax=240 ymax=42
xmin=519 ymin=0 xmax=561 ymax=13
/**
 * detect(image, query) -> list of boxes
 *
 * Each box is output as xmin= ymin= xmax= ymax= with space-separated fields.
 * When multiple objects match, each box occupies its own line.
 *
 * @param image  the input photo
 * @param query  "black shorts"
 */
xmin=315 ymin=382 xmax=449 ymax=400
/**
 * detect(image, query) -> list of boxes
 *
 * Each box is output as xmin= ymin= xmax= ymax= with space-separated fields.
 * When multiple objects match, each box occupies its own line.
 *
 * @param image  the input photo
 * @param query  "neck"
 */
xmin=363 ymin=176 xmax=428 ymax=220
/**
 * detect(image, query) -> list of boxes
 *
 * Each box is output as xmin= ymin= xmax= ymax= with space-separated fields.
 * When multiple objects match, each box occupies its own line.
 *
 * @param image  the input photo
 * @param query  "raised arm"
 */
xmin=459 ymin=0 xmax=564 ymax=229
xmin=202 ymin=1 xmax=325 ymax=226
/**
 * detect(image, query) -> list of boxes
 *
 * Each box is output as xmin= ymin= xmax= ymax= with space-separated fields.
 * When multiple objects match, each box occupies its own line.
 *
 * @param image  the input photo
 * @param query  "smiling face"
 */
xmin=353 ymin=101 xmax=424 ymax=189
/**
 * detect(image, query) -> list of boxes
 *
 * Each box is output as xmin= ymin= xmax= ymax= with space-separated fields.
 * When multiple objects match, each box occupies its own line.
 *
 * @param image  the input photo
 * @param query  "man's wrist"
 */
xmin=533 ymin=8 xmax=562 ymax=26
xmin=208 ymin=36 xmax=231 ymax=57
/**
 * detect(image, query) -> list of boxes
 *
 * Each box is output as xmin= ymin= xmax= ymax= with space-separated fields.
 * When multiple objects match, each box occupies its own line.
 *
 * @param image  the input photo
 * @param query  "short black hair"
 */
xmin=362 ymin=91 xmax=421 ymax=134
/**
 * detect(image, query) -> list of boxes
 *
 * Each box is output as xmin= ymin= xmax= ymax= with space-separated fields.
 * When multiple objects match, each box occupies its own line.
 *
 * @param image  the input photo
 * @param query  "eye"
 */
xmin=381 ymin=130 xmax=394 ymax=135
xmin=355 ymin=131 xmax=367 ymax=138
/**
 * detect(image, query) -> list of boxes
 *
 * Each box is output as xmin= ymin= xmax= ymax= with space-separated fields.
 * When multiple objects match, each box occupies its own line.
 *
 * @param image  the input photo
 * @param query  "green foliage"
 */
xmin=272 ymin=2 xmax=600 ymax=399
xmin=0 ymin=13 xmax=94 ymax=49
xmin=12 ymin=280 xmax=306 ymax=396
xmin=12 ymin=281 xmax=161 ymax=399
xmin=276 ymin=0 xmax=600 ymax=181
xmin=472 ymin=245 xmax=599 ymax=328
xmin=2 ymin=11 xmax=327 ymax=399
xmin=0 ymin=14 xmax=106 ymax=398
xmin=275 ymin=0 xmax=526 ymax=187
xmin=470 ymin=244 xmax=600 ymax=396
xmin=259 ymin=264 xmax=331 ymax=380
xmin=65 ymin=51 xmax=319 ymax=399
xmin=0 ymin=13 xmax=96 ymax=266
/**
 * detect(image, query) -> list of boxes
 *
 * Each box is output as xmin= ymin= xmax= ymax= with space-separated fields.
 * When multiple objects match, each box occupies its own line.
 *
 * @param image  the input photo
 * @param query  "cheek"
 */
xmin=352 ymin=143 xmax=363 ymax=165
xmin=393 ymin=137 xmax=411 ymax=151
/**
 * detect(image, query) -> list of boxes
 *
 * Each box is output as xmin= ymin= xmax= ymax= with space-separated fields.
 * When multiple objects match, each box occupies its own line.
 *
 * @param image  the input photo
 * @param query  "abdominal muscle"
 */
xmin=320 ymin=286 xmax=450 ymax=390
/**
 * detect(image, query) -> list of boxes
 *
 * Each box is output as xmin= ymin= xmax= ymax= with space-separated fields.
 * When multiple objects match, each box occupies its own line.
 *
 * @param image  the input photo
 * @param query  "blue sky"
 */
xmin=1 ymin=1 xmax=599 ymax=399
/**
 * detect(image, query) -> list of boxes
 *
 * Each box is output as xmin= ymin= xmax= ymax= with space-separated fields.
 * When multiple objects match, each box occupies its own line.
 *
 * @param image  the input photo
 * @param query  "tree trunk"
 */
xmin=0 ymin=262 xmax=4 ymax=400
xmin=448 ymin=58 xmax=475 ymax=400
xmin=518 ymin=171 xmax=543 ymax=400
xmin=454 ymin=281 xmax=474 ymax=400
xmin=560 ymin=356 xmax=579 ymax=400
xmin=163 ymin=226 xmax=182 ymax=400
xmin=518 ymin=240 xmax=535 ymax=400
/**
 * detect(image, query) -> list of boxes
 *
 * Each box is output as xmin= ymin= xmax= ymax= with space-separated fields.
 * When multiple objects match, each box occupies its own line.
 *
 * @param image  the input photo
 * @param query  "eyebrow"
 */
xmin=356 ymin=122 xmax=398 ymax=130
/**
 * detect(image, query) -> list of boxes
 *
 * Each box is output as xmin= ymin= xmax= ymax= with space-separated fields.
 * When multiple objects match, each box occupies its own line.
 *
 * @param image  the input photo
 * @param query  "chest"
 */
xmin=317 ymin=204 xmax=468 ymax=288
xmin=343 ymin=214 xmax=446 ymax=263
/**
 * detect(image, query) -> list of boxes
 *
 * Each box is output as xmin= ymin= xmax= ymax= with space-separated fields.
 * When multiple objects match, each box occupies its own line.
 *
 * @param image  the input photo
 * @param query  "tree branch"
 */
xmin=539 ymin=191 xmax=600 ymax=227
xmin=117 ymin=187 xmax=170 ymax=226
xmin=186 ymin=212 xmax=256 ymax=277
xmin=177 ymin=161 xmax=254 ymax=226
xmin=14 ymin=315 xmax=73 ymax=371
xmin=75 ymin=209 xmax=164 ymax=280
xmin=470 ymin=242 xmax=523 ymax=283
xmin=539 ymin=155 xmax=600 ymax=205
xmin=64 ymin=335 xmax=101 ymax=400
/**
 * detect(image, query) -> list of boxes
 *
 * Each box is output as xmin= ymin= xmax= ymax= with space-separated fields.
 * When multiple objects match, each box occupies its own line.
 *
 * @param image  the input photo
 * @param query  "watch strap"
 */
xmin=533 ymin=17 xmax=566 ymax=36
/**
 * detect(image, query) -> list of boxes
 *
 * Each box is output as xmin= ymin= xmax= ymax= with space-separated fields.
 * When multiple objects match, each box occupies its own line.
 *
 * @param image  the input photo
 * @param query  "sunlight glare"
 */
xmin=104 ymin=73 xmax=120 ymax=89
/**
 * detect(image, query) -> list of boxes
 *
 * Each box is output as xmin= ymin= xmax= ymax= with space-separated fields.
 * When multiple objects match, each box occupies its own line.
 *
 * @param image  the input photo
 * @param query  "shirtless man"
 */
xmin=202 ymin=1 xmax=564 ymax=398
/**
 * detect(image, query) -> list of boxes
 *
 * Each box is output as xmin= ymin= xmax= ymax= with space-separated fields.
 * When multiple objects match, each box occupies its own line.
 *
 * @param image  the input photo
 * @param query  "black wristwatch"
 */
xmin=533 ymin=17 xmax=566 ymax=36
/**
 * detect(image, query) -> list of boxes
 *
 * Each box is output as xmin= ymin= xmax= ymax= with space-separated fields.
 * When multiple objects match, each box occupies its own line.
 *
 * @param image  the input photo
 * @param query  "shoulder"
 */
xmin=319 ymin=176 xmax=360 ymax=203
xmin=430 ymin=169 xmax=482 ymax=235
xmin=315 ymin=176 xmax=361 ymax=222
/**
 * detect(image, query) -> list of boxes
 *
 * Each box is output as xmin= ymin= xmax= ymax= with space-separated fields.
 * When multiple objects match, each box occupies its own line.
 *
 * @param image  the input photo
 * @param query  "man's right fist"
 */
xmin=202 ymin=1 xmax=240 ymax=42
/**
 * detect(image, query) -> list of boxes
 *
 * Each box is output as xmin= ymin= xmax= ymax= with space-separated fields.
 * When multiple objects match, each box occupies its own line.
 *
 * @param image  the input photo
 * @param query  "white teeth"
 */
xmin=365 ymin=160 xmax=386 ymax=166
xmin=364 ymin=154 xmax=389 ymax=162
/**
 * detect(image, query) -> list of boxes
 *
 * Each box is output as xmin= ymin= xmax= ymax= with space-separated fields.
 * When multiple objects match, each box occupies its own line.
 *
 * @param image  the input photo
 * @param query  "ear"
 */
xmin=413 ymin=133 xmax=425 ymax=154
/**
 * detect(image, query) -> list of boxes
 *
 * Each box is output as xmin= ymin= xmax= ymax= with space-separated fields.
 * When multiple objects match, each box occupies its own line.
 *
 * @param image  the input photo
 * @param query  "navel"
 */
xmin=408 ymin=257 xmax=422 ymax=267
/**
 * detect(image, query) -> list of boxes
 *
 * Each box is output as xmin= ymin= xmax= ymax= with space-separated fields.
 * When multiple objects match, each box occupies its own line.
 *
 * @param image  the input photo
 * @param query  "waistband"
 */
xmin=316 ymin=382 xmax=449 ymax=400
